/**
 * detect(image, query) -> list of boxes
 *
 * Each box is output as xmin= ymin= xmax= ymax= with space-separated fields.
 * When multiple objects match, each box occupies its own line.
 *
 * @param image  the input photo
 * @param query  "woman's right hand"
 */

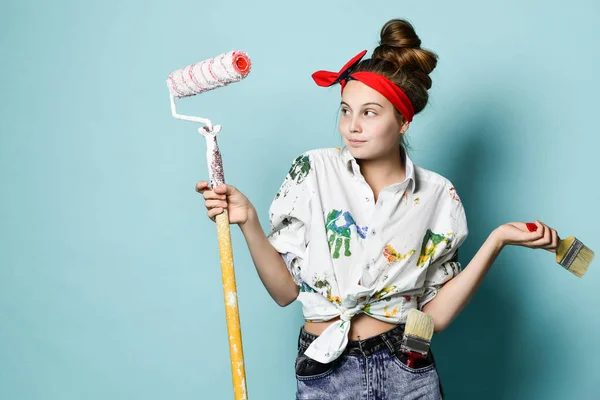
xmin=196 ymin=181 xmax=253 ymax=225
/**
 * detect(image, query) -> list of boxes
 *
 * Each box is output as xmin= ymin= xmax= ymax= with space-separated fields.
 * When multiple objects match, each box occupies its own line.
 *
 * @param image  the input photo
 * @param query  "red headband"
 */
xmin=311 ymin=50 xmax=415 ymax=122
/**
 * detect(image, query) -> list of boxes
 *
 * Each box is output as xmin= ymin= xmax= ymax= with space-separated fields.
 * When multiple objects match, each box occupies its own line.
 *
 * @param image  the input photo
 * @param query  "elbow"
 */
xmin=432 ymin=313 xmax=453 ymax=333
xmin=275 ymin=286 xmax=299 ymax=307
xmin=421 ymin=302 xmax=449 ymax=333
xmin=276 ymin=298 xmax=293 ymax=307
xmin=433 ymin=320 xmax=449 ymax=333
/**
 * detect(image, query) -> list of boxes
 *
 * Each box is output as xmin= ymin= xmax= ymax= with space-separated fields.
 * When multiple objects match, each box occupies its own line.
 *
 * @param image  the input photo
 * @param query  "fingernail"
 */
xmin=526 ymin=223 xmax=538 ymax=232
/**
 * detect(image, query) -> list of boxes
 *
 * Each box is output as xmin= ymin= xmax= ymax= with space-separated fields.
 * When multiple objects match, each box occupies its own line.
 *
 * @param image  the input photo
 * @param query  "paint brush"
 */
xmin=400 ymin=309 xmax=435 ymax=368
xmin=526 ymin=223 xmax=594 ymax=278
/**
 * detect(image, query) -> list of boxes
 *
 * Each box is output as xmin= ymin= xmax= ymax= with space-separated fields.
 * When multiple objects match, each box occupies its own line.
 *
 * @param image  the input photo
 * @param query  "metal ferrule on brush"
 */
xmin=400 ymin=334 xmax=431 ymax=356
xmin=559 ymin=238 xmax=584 ymax=271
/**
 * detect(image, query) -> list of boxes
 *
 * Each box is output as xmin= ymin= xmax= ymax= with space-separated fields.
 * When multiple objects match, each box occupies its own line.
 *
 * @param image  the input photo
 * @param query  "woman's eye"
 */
xmin=341 ymin=109 xmax=376 ymax=116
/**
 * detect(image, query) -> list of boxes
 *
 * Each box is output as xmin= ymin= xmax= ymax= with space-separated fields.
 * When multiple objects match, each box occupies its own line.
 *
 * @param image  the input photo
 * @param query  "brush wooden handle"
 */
xmin=527 ymin=221 xmax=592 ymax=277
xmin=526 ymin=223 xmax=570 ymax=263
xmin=556 ymin=236 xmax=573 ymax=263
xmin=404 ymin=351 xmax=426 ymax=368
xmin=216 ymin=210 xmax=248 ymax=400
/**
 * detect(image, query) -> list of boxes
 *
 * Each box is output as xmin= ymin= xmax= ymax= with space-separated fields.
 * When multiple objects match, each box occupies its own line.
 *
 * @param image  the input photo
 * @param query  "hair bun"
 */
xmin=372 ymin=19 xmax=438 ymax=89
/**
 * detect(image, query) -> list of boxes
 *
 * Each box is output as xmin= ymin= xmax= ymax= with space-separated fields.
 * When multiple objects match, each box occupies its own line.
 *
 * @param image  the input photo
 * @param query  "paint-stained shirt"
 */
xmin=266 ymin=146 xmax=469 ymax=363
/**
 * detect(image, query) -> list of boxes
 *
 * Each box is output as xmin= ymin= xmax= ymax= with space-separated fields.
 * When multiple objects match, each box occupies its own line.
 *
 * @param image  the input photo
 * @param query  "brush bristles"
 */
xmin=569 ymin=245 xmax=594 ymax=278
xmin=405 ymin=309 xmax=434 ymax=342
xmin=556 ymin=236 xmax=594 ymax=278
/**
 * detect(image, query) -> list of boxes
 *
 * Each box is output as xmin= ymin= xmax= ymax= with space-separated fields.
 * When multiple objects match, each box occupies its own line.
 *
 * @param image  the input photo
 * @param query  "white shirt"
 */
xmin=267 ymin=146 xmax=469 ymax=363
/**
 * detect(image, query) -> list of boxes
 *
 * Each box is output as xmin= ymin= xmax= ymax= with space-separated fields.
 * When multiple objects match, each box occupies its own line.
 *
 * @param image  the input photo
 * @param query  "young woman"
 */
xmin=197 ymin=19 xmax=559 ymax=400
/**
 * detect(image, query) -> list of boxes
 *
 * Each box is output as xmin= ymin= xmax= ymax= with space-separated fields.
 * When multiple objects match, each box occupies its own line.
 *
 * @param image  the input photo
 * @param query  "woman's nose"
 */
xmin=349 ymin=116 xmax=362 ymax=133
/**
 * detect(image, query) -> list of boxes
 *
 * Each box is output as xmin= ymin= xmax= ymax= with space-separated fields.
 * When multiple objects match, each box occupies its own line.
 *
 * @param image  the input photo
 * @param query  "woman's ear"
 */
xmin=399 ymin=120 xmax=410 ymax=135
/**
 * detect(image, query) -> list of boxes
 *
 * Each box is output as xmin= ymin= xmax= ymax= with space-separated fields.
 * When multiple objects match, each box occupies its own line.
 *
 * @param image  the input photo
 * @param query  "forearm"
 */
xmin=422 ymin=231 xmax=505 ymax=332
xmin=239 ymin=205 xmax=299 ymax=307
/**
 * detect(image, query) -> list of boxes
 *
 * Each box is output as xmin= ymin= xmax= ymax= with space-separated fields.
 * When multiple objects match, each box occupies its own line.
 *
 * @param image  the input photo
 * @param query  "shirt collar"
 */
xmin=340 ymin=145 xmax=417 ymax=194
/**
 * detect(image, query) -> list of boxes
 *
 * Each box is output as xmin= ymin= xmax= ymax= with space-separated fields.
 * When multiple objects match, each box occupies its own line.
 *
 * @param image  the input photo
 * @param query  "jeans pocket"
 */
xmin=392 ymin=349 xmax=436 ymax=374
xmin=295 ymin=352 xmax=336 ymax=381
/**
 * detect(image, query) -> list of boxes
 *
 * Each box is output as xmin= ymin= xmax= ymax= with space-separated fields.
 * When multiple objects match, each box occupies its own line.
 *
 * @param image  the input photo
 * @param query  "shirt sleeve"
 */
xmin=417 ymin=189 xmax=469 ymax=310
xmin=266 ymin=153 xmax=313 ymax=286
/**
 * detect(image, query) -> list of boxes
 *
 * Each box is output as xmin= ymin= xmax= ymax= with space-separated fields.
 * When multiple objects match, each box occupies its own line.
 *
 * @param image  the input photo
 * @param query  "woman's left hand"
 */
xmin=492 ymin=220 xmax=559 ymax=253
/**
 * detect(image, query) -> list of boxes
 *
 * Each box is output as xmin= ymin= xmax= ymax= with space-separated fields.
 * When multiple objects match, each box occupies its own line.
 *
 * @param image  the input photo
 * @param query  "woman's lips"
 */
xmin=349 ymin=139 xmax=366 ymax=145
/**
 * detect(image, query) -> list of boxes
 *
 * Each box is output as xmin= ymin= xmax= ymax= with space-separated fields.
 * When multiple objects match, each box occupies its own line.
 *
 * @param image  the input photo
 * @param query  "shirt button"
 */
xmin=372 ymin=230 xmax=376 ymax=235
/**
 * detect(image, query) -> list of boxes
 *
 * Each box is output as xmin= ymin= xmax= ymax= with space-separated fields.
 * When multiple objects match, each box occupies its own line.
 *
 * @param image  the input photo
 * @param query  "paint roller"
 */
xmin=167 ymin=50 xmax=251 ymax=400
xmin=167 ymin=50 xmax=251 ymax=130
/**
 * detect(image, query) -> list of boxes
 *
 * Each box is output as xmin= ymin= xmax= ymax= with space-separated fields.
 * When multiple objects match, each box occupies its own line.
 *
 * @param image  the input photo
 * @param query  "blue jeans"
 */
xmin=295 ymin=324 xmax=444 ymax=400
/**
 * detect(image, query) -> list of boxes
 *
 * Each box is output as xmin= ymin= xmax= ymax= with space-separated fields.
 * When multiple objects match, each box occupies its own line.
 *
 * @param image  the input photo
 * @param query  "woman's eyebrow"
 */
xmin=340 ymin=101 xmax=383 ymax=108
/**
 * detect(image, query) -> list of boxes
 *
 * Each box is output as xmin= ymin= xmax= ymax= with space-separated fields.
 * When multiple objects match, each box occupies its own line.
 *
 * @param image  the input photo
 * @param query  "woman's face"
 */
xmin=339 ymin=80 xmax=408 ymax=160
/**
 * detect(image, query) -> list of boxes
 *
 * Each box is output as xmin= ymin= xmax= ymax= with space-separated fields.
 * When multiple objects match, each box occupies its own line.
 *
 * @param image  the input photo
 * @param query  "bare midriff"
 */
xmin=303 ymin=313 xmax=398 ymax=340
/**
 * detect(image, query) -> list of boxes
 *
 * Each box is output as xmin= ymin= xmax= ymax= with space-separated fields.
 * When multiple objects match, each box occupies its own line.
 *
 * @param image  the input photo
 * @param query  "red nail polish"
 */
xmin=526 ymin=222 xmax=537 ymax=232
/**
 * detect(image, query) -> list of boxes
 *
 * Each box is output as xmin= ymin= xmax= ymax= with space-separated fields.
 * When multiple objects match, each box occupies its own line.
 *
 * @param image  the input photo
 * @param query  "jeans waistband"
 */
xmin=298 ymin=323 xmax=406 ymax=358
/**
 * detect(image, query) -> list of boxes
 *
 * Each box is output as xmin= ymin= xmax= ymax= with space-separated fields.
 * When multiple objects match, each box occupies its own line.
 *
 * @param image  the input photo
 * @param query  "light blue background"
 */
xmin=1 ymin=1 xmax=599 ymax=399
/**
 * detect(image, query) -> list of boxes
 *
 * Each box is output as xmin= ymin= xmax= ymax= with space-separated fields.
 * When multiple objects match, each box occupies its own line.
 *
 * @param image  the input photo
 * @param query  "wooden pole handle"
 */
xmin=215 ymin=210 xmax=247 ymax=399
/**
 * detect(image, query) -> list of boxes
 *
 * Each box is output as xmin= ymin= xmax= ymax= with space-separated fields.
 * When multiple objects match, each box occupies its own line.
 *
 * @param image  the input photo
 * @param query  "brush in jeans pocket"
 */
xmin=399 ymin=309 xmax=435 ymax=368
